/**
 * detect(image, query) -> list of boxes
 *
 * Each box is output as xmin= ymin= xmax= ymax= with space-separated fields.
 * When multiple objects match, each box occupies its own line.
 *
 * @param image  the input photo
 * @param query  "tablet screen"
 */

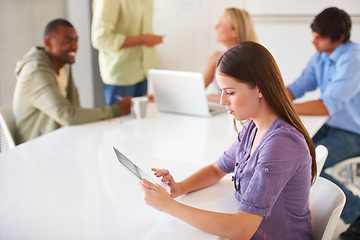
xmin=113 ymin=147 xmax=157 ymax=184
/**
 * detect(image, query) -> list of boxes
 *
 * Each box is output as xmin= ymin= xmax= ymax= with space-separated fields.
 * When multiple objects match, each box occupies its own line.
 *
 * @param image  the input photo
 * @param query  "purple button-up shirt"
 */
xmin=217 ymin=118 xmax=314 ymax=240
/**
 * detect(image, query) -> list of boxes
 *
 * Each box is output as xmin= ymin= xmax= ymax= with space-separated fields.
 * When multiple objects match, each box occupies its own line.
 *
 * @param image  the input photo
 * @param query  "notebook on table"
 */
xmin=148 ymin=69 xmax=226 ymax=117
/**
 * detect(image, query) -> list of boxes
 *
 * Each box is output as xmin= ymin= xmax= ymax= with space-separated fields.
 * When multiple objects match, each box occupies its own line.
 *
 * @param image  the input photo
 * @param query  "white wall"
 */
xmin=153 ymin=0 xmax=360 ymax=100
xmin=153 ymin=0 xmax=245 ymax=72
xmin=68 ymin=0 xmax=360 ymax=106
xmin=245 ymin=0 xmax=360 ymax=15
xmin=66 ymin=0 xmax=96 ymax=108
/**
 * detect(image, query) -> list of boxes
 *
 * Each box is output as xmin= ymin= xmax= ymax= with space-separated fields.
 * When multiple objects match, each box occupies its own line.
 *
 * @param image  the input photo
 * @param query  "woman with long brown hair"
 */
xmin=140 ymin=42 xmax=315 ymax=240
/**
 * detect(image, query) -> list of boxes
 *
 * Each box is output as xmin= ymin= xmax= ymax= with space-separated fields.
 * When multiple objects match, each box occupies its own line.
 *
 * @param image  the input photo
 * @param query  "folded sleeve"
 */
xmin=320 ymin=55 xmax=360 ymax=115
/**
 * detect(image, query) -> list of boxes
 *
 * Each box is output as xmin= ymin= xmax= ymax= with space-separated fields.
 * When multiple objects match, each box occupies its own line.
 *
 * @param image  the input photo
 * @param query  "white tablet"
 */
xmin=113 ymin=147 xmax=167 ymax=190
xmin=113 ymin=147 xmax=157 ymax=183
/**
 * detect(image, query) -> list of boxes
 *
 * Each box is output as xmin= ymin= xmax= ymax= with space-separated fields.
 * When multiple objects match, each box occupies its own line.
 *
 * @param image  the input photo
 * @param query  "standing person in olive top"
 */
xmin=13 ymin=19 xmax=132 ymax=144
xmin=140 ymin=42 xmax=316 ymax=240
xmin=286 ymin=7 xmax=360 ymax=240
xmin=91 ymin=0 xmax=163 ymax=106
xmin=205 ymin=8 xmax=257 ymax=102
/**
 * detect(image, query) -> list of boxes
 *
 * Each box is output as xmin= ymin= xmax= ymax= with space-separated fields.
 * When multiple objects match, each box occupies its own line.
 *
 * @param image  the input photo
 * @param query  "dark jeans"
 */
xmin=313 ymin=124 xmax=360 ymax=224
xmin=104 ymin=79 xmax=148 ymax=106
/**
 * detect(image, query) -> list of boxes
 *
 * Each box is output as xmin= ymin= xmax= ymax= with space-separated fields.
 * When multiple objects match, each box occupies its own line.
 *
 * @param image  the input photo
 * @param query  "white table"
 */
xmin=0 ymin=104 xmax=326 ymax=240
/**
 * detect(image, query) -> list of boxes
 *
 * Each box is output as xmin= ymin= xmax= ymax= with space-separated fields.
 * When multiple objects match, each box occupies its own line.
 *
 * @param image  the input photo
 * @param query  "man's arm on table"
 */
xmin=286 ymin=88 xmax=329 ymax=116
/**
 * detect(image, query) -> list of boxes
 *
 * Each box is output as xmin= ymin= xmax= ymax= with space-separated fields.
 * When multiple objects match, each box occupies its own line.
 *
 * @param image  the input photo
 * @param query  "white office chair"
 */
xmin=310 ymin=177 xmax=346 ymax=240
xmin=0 ymin=105 xmax=16 ymax=149
xmin=315 ymin=145 xmax=328 ymax=179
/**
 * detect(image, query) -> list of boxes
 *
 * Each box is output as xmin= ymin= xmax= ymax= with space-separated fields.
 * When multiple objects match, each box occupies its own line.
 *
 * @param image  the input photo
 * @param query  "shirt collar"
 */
xmin=320 ymin=41 xmax=351 ymax=63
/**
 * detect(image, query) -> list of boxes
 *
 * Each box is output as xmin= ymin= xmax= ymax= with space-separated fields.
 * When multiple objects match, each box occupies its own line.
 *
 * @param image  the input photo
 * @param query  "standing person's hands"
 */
xmin=117 ymin=96 xmax=132 ymax=115
xmin=141 ymin=34 xmax=164 ymax=47
xmin=121 ymin=34 xmax=164 ymax=48
xmin=143 ymin=94 xmax=154 ymax=103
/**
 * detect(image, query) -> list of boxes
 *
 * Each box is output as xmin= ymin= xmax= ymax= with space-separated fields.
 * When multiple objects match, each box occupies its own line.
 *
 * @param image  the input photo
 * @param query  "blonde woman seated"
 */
xmin=205 ymin=8 xmax=258 ymax=102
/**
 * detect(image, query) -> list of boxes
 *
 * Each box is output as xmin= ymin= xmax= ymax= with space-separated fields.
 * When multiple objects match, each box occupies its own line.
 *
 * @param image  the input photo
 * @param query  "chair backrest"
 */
xmin=0 ymin=105 xmax=16 ymax=149
xmin=309 ymin=177 xmax=346 ymax=240
xmin=315 ymin=145 xmax=328 ymax=178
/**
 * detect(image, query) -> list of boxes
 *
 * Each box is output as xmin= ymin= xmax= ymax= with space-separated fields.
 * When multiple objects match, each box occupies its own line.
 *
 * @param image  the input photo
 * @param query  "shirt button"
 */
xmin=243 ymin=151 xmax=246 ymax=155
xmin=236 ymin=187 xmax=240 ymax=191
xmin=264 ymin=168 xmax=269 ymax=172
xmin=235 ymin=163 xmax=239 ymax=166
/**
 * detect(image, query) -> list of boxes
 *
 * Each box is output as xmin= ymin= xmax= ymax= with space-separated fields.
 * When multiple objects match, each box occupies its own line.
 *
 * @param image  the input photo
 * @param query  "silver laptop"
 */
xmin=148 ymin=69 xmax=226 ymax=117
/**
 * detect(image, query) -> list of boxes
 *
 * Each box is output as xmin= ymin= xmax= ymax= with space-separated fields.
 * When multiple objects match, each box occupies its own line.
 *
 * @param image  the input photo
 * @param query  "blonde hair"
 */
xmin=226 ymin=8 xmax=258 ymax=43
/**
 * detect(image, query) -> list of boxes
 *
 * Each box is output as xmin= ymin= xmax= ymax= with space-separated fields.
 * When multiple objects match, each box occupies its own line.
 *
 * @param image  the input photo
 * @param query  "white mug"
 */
xmin=131 ymin=97 xmax=148 ymax=119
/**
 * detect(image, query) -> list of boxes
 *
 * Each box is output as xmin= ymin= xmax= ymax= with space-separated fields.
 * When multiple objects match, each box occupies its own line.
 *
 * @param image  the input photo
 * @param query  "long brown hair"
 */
xmin=217 ymin=41 xmax=316 ymax=184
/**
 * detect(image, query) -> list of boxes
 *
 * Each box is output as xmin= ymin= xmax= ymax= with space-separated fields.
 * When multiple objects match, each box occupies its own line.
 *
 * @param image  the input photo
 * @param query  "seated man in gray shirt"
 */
xmin=13 ymin=19 xmax=132 ymax=144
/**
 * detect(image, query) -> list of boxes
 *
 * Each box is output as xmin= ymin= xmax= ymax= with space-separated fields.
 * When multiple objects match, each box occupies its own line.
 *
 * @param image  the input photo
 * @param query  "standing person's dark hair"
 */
xmin=311 ymin=7 xmax=351 ymax=43
xmin=217 ymin=41 xmax=317 ymax=184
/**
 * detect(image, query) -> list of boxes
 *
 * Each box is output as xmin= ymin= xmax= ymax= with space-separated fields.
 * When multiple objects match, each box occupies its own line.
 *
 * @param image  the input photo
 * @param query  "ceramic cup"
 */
xmin=131 ymin=97 xmax=148 ymax=119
